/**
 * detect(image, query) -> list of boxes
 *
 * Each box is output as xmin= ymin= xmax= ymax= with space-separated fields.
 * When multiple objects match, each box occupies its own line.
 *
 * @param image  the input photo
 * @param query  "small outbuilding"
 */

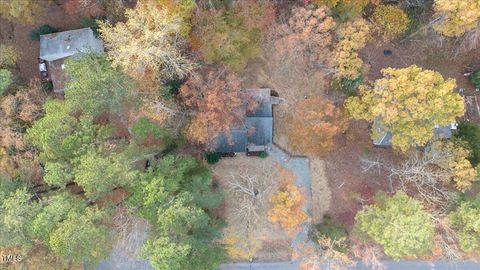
xmin=39 ymin=27 xmax=104 ymax=93
xmin=373 ymin=119 xmax=458 ymax=146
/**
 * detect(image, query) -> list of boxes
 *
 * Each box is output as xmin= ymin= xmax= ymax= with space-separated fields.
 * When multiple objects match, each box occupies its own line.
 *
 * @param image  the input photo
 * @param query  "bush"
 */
xmin=313 ymin=0 xmax=370 ymax=22
xmin=258 ymin=151 xmax=268 ymax=158
xmin=470 ymin=70 xmax=480 ymax=88
xmin=161 ymin=79 xmax=184 ymax=99
xmin=405 ymin=4 xmax=427 ymax=36
xmin=41 ymin=81 xmax=53 ymax=92
xmin=0 ymin=69 xmax=13 ymax=95
xmin=331 ymin=75 xmax=363 ymax=97
xmin=0 ymin=44 xmax=19 ymax=68
xmin=30 ymin=24 xmax=58 ymax=41
xmin=80 ymin=16 xmax=99 ymax=37
xmin=205 ymin=152 xmax=221 ymax=164
xmin=455 ymin=122 xmax=480 ymax=166
xmin=309 ymin=215 xmax=348 ymax=252
xmin=372 ymin=4 xmax=410 ymax=41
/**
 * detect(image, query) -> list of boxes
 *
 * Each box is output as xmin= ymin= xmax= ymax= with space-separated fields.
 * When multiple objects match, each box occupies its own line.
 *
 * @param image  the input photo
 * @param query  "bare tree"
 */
xmin=361 ymin=145 xmax=457 ymax=213
xmin=226 ymin=165 xmax=275 ymax=234
xmin=112 ymin=207 xmax=150 ymax=259
xmin=351 ymin=241 xmax=385 ymax=270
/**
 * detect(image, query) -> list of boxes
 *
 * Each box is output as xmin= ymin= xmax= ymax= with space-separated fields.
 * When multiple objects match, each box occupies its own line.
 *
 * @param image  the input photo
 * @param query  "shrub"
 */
xmin=30 ymin=24 xmax=58 ymax=41
xmin=313 ymin=0 xmax=372 ymax=21
xmin=162 ymin=79 xmax=184 ymax=99
xmin=205 ymin=152 xmax=221 ymax=164
xmin=0 ymin=69 xmax=13 ymax=95
xmin=331 ymin=75 xmax=363 ymax=97
xmin=309 ymin=215 xmax=348 ymax=252
xmin=41 ymin=81 xmax=53 ymax=92
xmin=0 ymin=44 xmax=19 ymax=68
xmin=80 ymin=16 xmax=99 ymax=37
xmin=455 ymin=122 xmax=480 ymax=166
xmin=258 ymin=151 xmax=268 ymax=158
xmin=372 ymin=4 xmax=410 ymax=41
xmin=470 ymin=70 xmax=480 ymax=88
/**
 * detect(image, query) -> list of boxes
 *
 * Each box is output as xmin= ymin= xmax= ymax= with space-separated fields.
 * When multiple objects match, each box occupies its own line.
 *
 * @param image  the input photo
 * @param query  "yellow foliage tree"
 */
xmin=0 ymin=44 xmax=20 ymax=69
xmin=0 ymin=0 xmax=46 ymax=25
xmin=99 ymin=0 xmax=194 ymax=87
xmin=430 ymin=140 xmax=478 ymax=191
xmin=158 ymin=0 xmax=196 ymax=37
xmin=345 ymin=65 xmax=464 ymax=152
xmin=288 ymin=96 xmax=346 ymax=157
xmin=372 ymin=4 xmax=409 ymax=41
xmin=268 ymin=171 xmax=308 ymax=236
xmin=331 ymin=18 xmax=370 ymax=79
xmin=433 ymin=0 xmax=480 ymax=37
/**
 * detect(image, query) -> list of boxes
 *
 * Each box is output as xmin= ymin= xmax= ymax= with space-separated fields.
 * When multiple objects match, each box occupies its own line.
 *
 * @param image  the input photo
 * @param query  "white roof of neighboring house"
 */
xmin=39 ymin=28 xmax=103 ymax=62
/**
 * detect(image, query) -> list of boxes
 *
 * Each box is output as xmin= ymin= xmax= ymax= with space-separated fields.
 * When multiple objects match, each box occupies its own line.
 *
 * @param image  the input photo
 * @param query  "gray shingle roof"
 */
xmin=40 ymin=28 xmax=103 ymax=62
xmin=214 ymin=88 xmax=275 ymax=153
xmin=373 ymin=119 xmax=456 ymax=146
xmin=214 ymin=129 xmax=248 ymax=153
xmin=246 ymin=117 xmax=273 ymax=147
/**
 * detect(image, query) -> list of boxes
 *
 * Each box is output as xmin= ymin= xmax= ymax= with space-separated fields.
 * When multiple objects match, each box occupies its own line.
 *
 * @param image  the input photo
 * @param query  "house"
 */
xmin=213 ymin=88 xmax=280 ymax=154
xmin=39 ymin=28 xmax=104 ymax=92
xmin=373 ymin=119 xmax=458 ymax=146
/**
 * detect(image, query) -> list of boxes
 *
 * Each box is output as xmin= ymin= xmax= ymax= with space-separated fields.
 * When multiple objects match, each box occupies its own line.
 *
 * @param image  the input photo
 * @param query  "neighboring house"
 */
xmin=373 ymin=119 xmax=458 ymax=146
xmin=214 ymin=88 xmax=280 ymax=154
xmin=39 ymin=27 xmax=104 ymax=93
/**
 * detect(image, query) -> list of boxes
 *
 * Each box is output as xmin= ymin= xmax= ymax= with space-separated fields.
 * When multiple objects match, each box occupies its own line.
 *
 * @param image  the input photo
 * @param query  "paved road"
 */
xmin=219 ymin=261 xmax=480 ymax=270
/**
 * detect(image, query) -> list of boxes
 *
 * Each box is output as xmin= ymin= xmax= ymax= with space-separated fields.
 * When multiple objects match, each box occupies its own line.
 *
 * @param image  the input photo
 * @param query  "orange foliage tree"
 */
xmin=267 ymin=169 xmax=308 ymax=236
xmin=179 ymin=70 xmax=255 ymax=148
xmin=0 ymin=80 xmax=45 ymax=179
xmin=288 ymin=96 xmax=346 ymax=156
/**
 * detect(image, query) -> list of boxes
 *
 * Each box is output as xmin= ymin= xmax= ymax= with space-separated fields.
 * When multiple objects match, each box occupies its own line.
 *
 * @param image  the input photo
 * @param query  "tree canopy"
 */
xmin=0 ymin=0 xmax=46 ymax=25
xmin=192 ymin=1 xmax=274 ymax=71
xmin=99 ymin=0 xmax=194 ymax=86
xmin=179 ymin=70 xmax=254 ymax=148
xmin=346 ymin=65 xmax=464 ymax=152
xmin=127 ymin=155 xmax=225 ymax=270
xmin=64 ymin=54 xmax=133 ymax=116
xmin=288 ymin=96 xmax=345 ymax=156
xmin=450 ymin=196 xmax=480 ymax=252
xmin=355 ymin=192 xmax=434 ymax=259
xmin=434 ymin=0 xmax=480 ymax=37
xmin=0 ymin=69 xmax=13 ymax=95
xmin=48 ymin=206 xmax=111 ymax=266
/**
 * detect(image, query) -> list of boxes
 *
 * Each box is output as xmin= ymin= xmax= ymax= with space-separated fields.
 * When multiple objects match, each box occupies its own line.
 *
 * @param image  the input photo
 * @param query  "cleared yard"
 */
xmin=212 ymin=155 xmax=293 ymax=261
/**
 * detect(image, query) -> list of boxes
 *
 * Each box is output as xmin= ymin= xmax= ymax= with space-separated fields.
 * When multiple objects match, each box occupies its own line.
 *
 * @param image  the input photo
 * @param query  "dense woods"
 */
xmin=1 ymin=0 xmax=480 ymax=269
